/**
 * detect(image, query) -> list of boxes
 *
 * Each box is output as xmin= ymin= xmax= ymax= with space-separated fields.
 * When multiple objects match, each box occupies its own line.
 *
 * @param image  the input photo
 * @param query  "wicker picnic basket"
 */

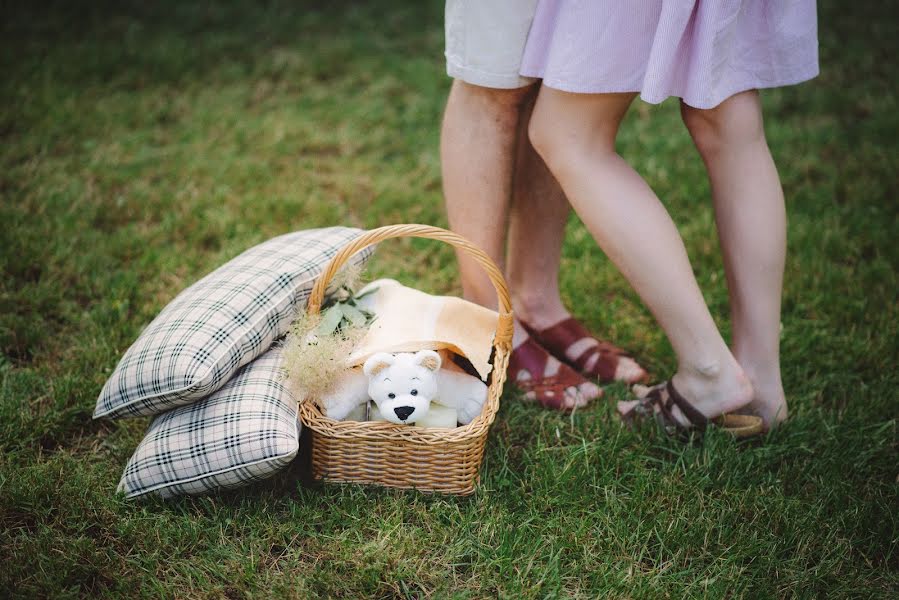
xmin=298 ymin=224 xmax=513 ymax=495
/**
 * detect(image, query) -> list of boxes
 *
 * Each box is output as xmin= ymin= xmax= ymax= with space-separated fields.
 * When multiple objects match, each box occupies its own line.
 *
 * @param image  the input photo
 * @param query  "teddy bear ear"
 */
xmin=414 ymin=349 xmax=442 ymax=372
xmin=363 ymin=353 xmax=395 ymax=377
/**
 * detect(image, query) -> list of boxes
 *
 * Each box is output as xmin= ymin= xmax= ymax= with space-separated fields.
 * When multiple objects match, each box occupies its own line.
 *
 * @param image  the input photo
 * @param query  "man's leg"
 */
xmin=441 ymin=79 xmax=529 ymax=310
xmin=441 ymin=79 xmax=600 ymax=408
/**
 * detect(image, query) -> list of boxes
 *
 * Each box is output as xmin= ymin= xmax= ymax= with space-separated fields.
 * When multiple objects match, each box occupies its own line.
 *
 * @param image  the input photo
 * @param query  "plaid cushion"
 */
xmin=95 ymin=227 xmax=373 ymax=419
xmin=118 ymin=347 xmax=298 ymax=499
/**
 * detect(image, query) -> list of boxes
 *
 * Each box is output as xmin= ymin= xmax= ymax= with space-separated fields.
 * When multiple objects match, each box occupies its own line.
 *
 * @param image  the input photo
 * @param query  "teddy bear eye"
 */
xmin=410 ymin=389 xmax=418 ymax=396
xmin=388 ymin=393 xmax=395 ymax=399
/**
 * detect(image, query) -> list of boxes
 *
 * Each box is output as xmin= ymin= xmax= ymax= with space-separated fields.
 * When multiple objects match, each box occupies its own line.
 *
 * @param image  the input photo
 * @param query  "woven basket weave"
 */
xmin=298 ymin=224 xmax=513 ymax=495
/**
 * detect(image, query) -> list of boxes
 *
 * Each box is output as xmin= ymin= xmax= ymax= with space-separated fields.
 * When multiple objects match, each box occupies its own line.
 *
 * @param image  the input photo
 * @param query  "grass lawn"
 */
xmin=1 ymin=1 xmax=896 ymax=597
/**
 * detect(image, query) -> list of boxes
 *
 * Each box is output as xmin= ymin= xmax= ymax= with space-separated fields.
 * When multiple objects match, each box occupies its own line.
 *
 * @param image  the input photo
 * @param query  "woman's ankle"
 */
xmin=735 ymin=360 xmax=788 ymax=426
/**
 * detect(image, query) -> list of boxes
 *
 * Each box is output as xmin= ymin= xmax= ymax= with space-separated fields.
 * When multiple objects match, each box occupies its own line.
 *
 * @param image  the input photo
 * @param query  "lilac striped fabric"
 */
xmin=520 ymin=0 xmax=819 ymax=109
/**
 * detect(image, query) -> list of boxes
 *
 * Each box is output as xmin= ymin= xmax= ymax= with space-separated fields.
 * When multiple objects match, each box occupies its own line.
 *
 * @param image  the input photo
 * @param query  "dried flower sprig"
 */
xmin=280 ymin=264 xmax=376 ymax=404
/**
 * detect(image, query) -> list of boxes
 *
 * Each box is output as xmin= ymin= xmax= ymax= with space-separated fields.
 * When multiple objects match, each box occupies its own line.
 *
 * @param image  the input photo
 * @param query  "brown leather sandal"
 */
xmin=508 ymin=336 xmax=602 ymax=411
xmin=618 ymin=381 xmax=763 ymax=439
xmin=521 ymin=317 xmax=646 ymax=384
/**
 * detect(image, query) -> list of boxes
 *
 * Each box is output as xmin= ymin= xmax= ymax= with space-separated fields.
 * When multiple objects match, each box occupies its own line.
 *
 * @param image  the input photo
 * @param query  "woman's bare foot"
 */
xmin=618 ymin=357 xmax=753 ymax=427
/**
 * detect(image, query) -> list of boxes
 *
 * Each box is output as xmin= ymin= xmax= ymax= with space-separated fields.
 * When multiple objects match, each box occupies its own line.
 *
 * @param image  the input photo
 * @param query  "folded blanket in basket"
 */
xmin=348 ymin=278 xmax=498 ymax=380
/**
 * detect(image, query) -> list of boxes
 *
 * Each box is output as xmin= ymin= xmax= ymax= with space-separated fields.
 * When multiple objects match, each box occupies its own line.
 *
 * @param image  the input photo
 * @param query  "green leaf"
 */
xmin=315 ymin=305 xmax=344 ymax=336
xmin=341 ymin=303 xmax=368 ymax=327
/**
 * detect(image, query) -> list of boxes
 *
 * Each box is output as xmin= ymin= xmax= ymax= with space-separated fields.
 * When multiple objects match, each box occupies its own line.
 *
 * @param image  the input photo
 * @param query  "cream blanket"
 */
xmin=348 ymin=279 xmax=498 ymax=380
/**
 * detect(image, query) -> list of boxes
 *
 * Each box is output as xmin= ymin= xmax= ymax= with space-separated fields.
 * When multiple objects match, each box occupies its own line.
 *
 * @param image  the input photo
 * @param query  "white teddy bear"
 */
xmin=363 ymin=350 xmax=443 ymax=425
xmin=318 ymin=350 xmax=487 ymax=427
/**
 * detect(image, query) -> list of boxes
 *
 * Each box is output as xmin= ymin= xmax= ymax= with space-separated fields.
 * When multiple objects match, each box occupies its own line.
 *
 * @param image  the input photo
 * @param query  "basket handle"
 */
xmin=306 ymin=224 xmax=514 ymax=349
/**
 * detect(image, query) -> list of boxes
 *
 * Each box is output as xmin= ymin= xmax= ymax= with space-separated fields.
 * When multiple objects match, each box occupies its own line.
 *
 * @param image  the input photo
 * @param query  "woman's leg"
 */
xmin=529 ymin=88 xmax=752 ymax=423
xmin=681 ymin=91 xmax=787 ymax=428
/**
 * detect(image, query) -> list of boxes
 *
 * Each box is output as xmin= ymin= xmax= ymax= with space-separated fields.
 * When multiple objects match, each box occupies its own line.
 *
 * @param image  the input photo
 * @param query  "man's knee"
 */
xmin=452 ymin=79 xmax=535 ymax=123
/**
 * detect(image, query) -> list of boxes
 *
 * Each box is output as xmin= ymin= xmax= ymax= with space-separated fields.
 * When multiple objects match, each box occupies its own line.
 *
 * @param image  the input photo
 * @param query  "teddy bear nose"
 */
xmin=393 ymin=406 xmax=415 ymax=421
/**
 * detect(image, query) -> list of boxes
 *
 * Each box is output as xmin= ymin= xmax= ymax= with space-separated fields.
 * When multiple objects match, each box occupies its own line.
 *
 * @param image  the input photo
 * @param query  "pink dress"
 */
xmin=519 ymin=0 xmax=819 ymax=109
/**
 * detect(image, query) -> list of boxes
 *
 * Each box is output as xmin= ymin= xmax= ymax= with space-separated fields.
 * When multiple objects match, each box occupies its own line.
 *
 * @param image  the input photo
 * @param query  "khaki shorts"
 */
xmin=445 ymin=0 xmax=539 ymax=89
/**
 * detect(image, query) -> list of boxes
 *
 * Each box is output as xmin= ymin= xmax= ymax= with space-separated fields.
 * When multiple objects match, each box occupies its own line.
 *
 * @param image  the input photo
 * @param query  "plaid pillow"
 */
xmin=94 ymin=227 xmax=372 ymax=419
xmin=118 ymin=347 xmax=298 ymax=499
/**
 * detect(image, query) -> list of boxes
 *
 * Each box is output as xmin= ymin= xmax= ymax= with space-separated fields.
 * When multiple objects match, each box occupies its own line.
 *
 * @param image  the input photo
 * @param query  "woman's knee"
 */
xmin=527 ymin=99 xmax=562 ymax=164
xmin=528 ymin=92 xmax=619 ymax=173
xmin=681 ymin=91 xmax=766 ymax=157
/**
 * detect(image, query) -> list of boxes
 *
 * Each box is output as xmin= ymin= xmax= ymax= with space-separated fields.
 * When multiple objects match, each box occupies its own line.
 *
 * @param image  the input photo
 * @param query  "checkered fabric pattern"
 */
xmin=118 ymin=347 xmax=299 ymax=499
xmin=94 ymin=227 xmax=373 ymax=419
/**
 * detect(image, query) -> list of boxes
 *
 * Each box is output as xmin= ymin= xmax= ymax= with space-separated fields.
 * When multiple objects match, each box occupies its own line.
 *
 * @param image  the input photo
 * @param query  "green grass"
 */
xmin=1 ymin=1 xmax=896 ymax=597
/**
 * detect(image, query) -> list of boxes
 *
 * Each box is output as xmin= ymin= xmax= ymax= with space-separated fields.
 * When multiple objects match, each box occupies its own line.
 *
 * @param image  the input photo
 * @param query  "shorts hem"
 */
xmin=447 ymin=58 xmax=537 ymax=90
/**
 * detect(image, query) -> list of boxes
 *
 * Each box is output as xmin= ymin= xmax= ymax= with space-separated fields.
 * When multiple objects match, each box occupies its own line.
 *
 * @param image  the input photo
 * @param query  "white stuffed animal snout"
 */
xmin=363 ymin=350 xmax=442 ymax=425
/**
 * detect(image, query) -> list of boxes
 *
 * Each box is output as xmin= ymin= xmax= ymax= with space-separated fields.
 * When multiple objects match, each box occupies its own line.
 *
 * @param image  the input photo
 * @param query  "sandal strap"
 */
xmin=620 ymin=381 xmax=762 ymax=438
xmin=524 ymin=317 xmax=631 ymax=382
xmin=533 ymin=318 xmax=630 ymax=357
xmin=666 ymin=381 xmax=709 ymax=429
xmin=620 ymin=385 xmax=662 ymax=420
xmin=508 ymin=337 xmax=549 ymax=380
xmin=658 ymin=392 xmax=677 ymax=429
xmin=510 ymin=339 xmax=586 ymax=389
xmin=570 ymin=345 xmax=618 ymax=382
xmin=527 ymin=318 xmax=591 ymax=352
xmin=619 ymin=381 xmax=707 ymax=433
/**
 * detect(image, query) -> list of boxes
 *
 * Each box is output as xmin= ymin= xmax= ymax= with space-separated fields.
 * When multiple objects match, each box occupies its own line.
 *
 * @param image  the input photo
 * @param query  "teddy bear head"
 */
xmin=362 ymin=350 xmax=442 ymax=425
